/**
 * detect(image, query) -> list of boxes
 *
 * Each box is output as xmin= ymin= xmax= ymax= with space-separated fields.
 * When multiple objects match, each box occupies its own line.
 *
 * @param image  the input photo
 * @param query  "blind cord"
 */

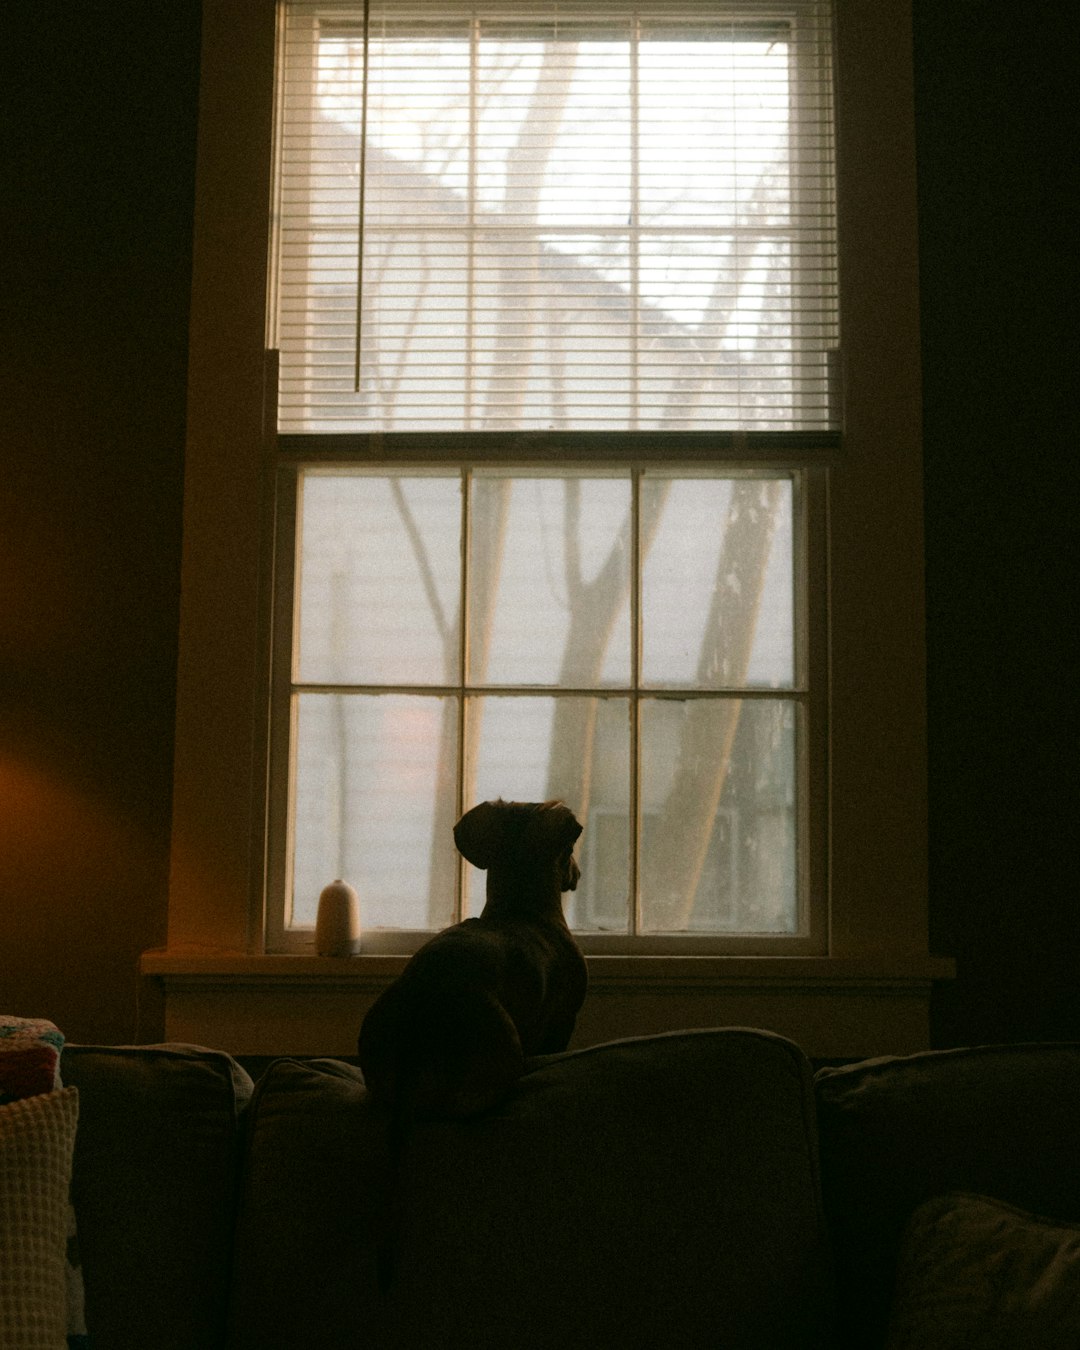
xmin=354 ymin=0 xmax=371 ymax=392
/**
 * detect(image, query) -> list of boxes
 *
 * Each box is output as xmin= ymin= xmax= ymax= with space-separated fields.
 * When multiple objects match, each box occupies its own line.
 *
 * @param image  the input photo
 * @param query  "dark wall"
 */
xmin=914 ymin=0 xmax=1078 ymax=1044
xmin=1 ymin=3 xmax=202 ymax=1040
xmin=2 ymin=3 xmax=1074 ymax=1046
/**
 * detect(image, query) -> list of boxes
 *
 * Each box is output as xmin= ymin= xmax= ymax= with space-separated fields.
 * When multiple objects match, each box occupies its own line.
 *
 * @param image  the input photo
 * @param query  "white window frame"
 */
xmin=148 ymin=0 xmax=950 ymax=1058
xmin=266 ymin=457 xmax=827 ymax=957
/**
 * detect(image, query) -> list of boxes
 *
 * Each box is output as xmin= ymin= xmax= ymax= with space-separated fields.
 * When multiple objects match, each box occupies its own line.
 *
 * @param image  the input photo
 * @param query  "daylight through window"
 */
xmin=270 ymin=0 xmax=836 ymax=947
xmin=286 ymin=466 xmax=802 ymax=937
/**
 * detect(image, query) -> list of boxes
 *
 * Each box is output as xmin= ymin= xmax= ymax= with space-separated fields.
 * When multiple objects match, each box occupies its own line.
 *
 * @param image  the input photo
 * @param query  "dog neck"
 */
xmin=479 ymin=863 xmax=569 ymax=927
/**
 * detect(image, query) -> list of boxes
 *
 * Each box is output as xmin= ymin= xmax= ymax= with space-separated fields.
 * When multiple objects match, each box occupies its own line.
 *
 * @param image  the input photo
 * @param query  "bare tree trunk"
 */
xmin=480 ymin=44 xmax=576 ymax=428
xmin=646 ymin=479 xmax=784 ymax=931
xmin=543 ymin=480 xmax=671 ymax=814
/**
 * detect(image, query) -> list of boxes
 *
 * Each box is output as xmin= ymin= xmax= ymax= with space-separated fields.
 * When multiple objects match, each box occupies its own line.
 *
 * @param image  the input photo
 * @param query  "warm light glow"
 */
xmin=0 ymin=752 xmax=142 ymax=895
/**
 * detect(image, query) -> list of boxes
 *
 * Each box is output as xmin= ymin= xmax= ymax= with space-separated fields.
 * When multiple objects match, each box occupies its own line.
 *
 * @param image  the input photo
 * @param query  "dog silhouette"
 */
xmin=358 ymin=798 xmax=587 ymax=1120
xmin=357 ymin=799 xmax=587 ymax=1289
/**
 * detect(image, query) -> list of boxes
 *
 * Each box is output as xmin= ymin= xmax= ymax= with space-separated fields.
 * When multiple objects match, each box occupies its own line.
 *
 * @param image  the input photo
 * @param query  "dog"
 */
xmin=358 ymin=798 xmax=587 ymax=1121
xmin=357 ymin=799 xmax=586 ymax=1289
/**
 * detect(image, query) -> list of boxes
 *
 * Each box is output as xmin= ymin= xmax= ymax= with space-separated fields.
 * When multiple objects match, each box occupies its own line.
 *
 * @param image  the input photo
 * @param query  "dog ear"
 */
xmin=453 ymin=799 xmax=507 ymax=869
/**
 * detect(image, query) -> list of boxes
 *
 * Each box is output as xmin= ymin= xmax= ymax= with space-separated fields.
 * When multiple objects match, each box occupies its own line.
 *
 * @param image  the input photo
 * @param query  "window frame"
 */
xmin=270 ymin=0 xmax=836 ymax=955
xmin=265 ymin=449 xmax=829 ymax=956
xmin=156 ymin=0 xmax=942 ymax=1054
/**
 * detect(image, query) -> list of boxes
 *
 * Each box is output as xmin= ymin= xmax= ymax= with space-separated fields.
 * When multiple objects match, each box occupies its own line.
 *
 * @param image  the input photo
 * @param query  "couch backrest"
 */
xmin=815 ymin=1041 xmax=1080 ymax=1349
xmin=62 ymin=1043 xmax=253 ymax=1350
xmin=228 ymin=1027 xmax=832 ymax=1350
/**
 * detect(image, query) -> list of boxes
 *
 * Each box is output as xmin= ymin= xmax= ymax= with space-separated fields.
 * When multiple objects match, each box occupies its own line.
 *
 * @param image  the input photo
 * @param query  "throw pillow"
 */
xmin=1 ymin=1017 xmax=90 ymax=1348
xmin=0 ymin=1087 xmax=80 ymax=1350
xmin=885 ymin=1190 xmax=1080 ymax=1350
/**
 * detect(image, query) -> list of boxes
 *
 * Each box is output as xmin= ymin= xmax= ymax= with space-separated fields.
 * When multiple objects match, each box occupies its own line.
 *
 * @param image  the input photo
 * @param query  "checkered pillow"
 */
xmin=1 ymin=1018 xmax=90 ymax=1348
xmin=0 ymin=1086 xmax=80 ymax=1347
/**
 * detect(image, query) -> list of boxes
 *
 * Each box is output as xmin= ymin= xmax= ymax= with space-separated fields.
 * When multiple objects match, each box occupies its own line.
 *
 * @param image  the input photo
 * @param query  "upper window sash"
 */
xmin=274 ymin=0 xmax=837 ymax=433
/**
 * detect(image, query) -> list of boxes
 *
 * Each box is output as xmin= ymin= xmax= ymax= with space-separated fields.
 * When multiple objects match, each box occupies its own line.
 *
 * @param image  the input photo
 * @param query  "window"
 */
xmin=157 ymin=0 xmax=939 ymax=1055
xmin=274 ymin=466 xmax=813 ymax=950
xmin=267 ymin=0 xmax=834 ymax=951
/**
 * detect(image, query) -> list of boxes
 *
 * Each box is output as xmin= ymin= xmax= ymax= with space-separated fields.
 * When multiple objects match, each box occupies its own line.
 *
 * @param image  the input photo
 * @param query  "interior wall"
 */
xmin=1 ymin=3 xmax=202 ymax=1042
xmin=914 ymin=0 xmax=1077 ymax=1045
xmin=2 ymin=1 xmax=1074 ymax=1048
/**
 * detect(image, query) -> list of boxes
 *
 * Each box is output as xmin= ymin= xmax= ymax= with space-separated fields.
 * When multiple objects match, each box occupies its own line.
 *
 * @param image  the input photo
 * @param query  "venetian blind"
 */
xmin=275 ymin=0 xmax=837 ymax=432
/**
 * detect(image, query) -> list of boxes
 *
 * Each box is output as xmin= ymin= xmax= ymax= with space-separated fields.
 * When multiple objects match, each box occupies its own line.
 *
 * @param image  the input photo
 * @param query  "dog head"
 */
xmin=454 ymin=799 xmax=583 ymax=892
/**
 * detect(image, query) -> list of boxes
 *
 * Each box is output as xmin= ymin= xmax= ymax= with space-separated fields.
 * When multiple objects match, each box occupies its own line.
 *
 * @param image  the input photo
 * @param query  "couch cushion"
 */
xmin=61 ymin=1044 xmax=253 ymax=1350
xmin=884 ymin=1192 xmax=1080 ymax=1350
xmin=229 ymin=1028 xmax=831 ymax=1350
xmin=815 ymin=1042 xmax=1080 ymax=1350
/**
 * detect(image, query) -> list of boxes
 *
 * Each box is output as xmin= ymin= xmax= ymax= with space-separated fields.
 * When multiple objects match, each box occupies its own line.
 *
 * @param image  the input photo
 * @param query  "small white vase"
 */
xmin=315 ymin=879 xmax=361 ymax=956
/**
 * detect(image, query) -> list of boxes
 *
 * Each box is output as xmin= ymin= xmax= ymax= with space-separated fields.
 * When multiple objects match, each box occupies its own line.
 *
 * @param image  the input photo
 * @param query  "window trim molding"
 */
xmin=162 ymin=0 xmax=943 ymax=1052
xmin=140 ymin=947 xmax=954 ymax=1058
xmin=166 ymin=0 xmax=278 ymax=955
xmin=143 ymin=950 xmax=953 ymax=988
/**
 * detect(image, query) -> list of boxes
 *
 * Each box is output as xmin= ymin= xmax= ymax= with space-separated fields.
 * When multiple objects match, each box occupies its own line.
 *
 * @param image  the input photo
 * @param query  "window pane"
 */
xmin=464 ymin=695 xmax=630 ymax=930
xmin=641 ymin=476 xmax=793 ymax=689
xmin=290 ymin=693 xmax=458 ymax=929
xmin=297 ymin=472 xmax=461 ymax=685
xmin=638 ymin=31 xmax=791 ymax=230
xmin=358 ymin=234 xmax=471 ymax=429
xmin=637 ymin=240 xmax=808 ymax=430
xmin=470 ymin=235 xmax=634 ymax=429
xmin=475 ymin=27 xmax=631 ymax=227
xmin=639 ymin=698 xmax=796 ymax=933
xmin=468 ymin=474 xmax=632 ymax=687
xmin=286 ymin=467 xmax=804 ymax=937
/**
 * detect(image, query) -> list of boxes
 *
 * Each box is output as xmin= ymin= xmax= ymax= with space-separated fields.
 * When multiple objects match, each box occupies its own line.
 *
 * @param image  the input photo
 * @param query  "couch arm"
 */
xmin=62 ymin=1043 xmax=253 ymax=1350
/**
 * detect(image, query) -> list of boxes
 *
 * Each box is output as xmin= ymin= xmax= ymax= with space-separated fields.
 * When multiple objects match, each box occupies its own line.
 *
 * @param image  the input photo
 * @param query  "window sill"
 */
xmin=142 ymin=948 xmax=953 ymax=988
xmin=141 ymin=949 xmax=953 ymax=1061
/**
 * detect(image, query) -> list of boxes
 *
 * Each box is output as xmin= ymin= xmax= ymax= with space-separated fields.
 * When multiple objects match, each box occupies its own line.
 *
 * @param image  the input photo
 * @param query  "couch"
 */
xmin=32 ymin=1030 xmax=1080 ymax=1347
